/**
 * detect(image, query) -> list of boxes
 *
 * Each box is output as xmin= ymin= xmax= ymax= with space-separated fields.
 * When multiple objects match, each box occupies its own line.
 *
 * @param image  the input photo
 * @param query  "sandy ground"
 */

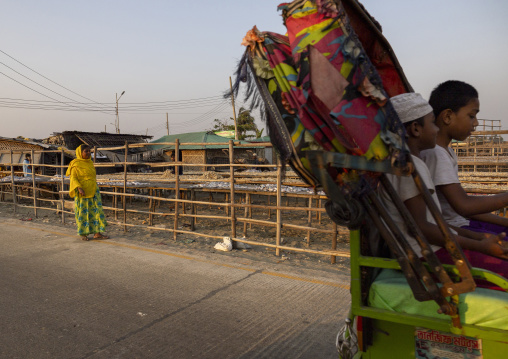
xmin=0 ymin=193 xmax=351 ymax=277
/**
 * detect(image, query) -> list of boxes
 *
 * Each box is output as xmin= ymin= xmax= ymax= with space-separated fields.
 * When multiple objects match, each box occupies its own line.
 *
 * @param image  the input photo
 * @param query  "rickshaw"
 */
xmin=229 ymin=0 xmax=508 ymax=357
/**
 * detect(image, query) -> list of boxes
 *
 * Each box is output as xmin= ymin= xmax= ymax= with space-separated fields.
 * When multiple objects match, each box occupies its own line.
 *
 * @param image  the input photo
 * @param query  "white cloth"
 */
xmin=420 ymin=146 xmax=469 ymax=227
xmin=23 ymin=159 xmax=32 ymax=177
xmin=379 ymin=155 xmax=442 ymax=257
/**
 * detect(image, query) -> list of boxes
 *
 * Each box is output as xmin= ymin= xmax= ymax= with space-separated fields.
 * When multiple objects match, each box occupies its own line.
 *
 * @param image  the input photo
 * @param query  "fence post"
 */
xmin=229 ymin=140 xmax=236 ymax=239
xmin=243 ymin=193 xmax=249 ymax=237
xmin=60 ymin=149 xmax=66 ymax=224
xmin=173 ymin=139 xmax=180 ymax=240
xmin=31 ymin=149 xmax=37 ymax=218
xmin=331 ymin=222 xmax=338 ymax=264
xmin=190 ymin=188 xmax=196 ymax=231
xmin=149 ymin=188 xmax=153 ymax=226
xmin=123 ymin=141 xmax=128 ymax=232
xmin=276 ymin=156 xmax=282 ymax=256
xmin=307 ymin=198 xmax=313 ymax=246
xmin=10 ymin=150 xmax=16 ymax=213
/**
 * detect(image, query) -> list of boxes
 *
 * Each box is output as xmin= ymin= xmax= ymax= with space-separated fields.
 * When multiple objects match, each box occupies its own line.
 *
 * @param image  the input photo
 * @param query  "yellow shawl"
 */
xmin=65 ymin=145 xmax=97 ymax=198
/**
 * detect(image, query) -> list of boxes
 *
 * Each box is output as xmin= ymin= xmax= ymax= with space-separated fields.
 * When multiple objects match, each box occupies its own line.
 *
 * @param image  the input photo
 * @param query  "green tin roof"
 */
xmin=149 ymin=131 xmax=260 ymax=150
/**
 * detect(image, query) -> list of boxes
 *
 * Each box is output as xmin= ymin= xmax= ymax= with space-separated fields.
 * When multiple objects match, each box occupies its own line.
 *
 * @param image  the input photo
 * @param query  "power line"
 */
xmin=0 ymin=70 xmax=114 ymax=114
xmin=132 ymin=100 xmax=234 ymax=136
xmin=0 ymin=61 xmax=114 ymax=115
xmin=0 ymin=48 xmax=106 ymax=106
xmin=0 ymin=95 xmax=229 ymax=113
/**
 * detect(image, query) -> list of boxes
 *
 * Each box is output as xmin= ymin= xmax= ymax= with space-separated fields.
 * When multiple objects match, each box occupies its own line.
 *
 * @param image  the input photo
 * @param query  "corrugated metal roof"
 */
xmin=0 ymin=136 xmax=54 ymax=149
xmin=148 ymin=132 xmax=260 ymax=150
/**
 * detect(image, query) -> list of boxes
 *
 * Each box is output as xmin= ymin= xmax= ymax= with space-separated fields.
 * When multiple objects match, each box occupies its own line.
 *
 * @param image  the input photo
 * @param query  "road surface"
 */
xmin=0 ymin=216 xmax=351 ymax=358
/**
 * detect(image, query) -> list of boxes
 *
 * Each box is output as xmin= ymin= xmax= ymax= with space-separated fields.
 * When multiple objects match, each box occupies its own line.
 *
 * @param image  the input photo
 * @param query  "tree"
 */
xmin=210 ymin=107 xmax=263 ymax=140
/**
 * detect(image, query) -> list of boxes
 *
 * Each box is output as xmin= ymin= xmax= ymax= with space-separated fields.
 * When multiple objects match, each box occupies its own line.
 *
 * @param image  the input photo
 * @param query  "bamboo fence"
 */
xmin=0 ymin=141 xmax=350 ymax=263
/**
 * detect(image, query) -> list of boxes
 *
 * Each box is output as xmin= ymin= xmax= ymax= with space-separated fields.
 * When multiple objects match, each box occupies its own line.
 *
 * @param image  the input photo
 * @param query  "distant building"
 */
xmin=44 ymin=131 xmax=153 ymax=173
xmin=144 ymin=131 xmax=265 ymax=172
xmin=0 ymin=136 xmax=69 ymax=177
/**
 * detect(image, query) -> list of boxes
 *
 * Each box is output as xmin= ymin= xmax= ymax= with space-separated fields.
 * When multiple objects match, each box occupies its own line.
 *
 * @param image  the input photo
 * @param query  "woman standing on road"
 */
xmin=66 ymin=144 xmax=109 ymax=241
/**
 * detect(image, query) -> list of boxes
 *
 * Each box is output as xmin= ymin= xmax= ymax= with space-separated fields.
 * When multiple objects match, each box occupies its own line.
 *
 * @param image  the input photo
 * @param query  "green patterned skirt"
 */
xmin=74 ymin=187 xmax=108 ymax=236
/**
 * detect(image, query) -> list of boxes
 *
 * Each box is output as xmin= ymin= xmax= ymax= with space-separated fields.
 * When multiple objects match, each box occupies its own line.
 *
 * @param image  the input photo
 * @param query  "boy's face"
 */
xmin=419 ymin=112 xmax=439 ymax=150
xmin=450 ymin=98 xmax=479 ymax=141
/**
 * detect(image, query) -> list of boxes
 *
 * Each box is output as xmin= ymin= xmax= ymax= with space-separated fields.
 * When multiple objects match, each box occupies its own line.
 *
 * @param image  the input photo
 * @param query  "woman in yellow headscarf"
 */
xmin=66 ymin=144 xmax=108 ymax=240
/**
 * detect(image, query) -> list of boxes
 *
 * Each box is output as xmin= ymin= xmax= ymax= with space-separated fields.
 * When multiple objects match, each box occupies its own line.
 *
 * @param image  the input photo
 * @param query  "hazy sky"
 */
xmin=2 ymin=0 xmax=507 ymax=140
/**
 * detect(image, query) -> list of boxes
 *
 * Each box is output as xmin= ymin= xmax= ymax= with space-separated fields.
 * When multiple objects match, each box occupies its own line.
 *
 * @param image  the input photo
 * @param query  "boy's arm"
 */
xmin=404 ymin=194 xmax=508 ymax=260
xmin=468 ymin=212 xmax=508 ymax=227
xmin=450 ymin=225 xmax=484 ymax=240
xmin=438 ymin=182 xmax=508 ymax=217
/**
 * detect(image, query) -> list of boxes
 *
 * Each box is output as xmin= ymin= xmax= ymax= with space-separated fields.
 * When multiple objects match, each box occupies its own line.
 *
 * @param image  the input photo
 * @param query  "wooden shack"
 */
xmin=144 ymin=131 xmax=264 ymax=172
xmin=0 ymin=137 xmax=68 ymax=177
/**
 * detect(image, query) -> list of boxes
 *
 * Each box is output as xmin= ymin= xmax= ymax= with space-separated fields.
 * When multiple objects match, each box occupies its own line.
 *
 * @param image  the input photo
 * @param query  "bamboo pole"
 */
xmin=248 ymin=192 xmax=252 ymax=229
xmin=173 ymin=139 xmax=180 ymax=240
xmin=148 ymin=188 xmax=153 ymax=226
xmin=267 ymin=195 xmax=271 ymax=219
xmin=102 ymin=220 xmax=349 ymax=258
xmin=123 ymin=141 xmax=128 ymax=232
xmin=194 ymin=189 xmax=199 ymax=224
xmin=281 ymin=223 xmax=335 ymax=234
xmin=318 ymin=198 xmax=322 ymax=224
xmin=114 ymin=187 xmax=118 ymax=220
xmin=307 ymin=198 xmax=312 ymax=245
xmin=10 ymin=150 xmax=16 ymax=213
xmin=31 ymin=149 xmax=37 ymax=218
xmin=331 ymin=222 xmax=338 ymax=264
xmin=182 ymin=191 xmax=186 ymax=214
xmin=276 ymin=156 xmax=282 ymax=256
xmin=229 ymin=140 xmax=236 ymax=239
xmin=190 ymin=189 xmax=196 ymax=231
xmin=61 ymin=149 xmax=65 ymax=224
xmin=243 ymin=193 xmax=249 ymax=237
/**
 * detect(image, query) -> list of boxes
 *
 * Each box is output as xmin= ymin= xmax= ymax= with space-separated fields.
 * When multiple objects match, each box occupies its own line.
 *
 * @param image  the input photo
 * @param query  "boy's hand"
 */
xmin=480 ymin=232 xmax=508 ymax=260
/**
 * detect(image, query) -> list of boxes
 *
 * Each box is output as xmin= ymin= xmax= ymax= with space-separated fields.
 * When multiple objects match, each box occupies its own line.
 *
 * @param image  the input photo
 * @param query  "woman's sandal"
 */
xmin=93 ymin=233 xmax=109 ymax=239
xmin=81 ymin=236 xmax=89 ymax=241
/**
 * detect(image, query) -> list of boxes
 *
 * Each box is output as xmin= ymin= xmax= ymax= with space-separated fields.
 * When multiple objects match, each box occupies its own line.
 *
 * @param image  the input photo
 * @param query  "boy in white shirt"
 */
xmin=421 ymin=81 xmax=508 ymax=238
xmin=381 ymin=93 xmax=507 ymax=286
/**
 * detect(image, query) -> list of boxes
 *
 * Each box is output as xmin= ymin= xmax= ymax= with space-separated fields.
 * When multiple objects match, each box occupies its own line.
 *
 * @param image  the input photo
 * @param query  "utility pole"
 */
xmin=229 ymin=77 xmax=238 ymax=140
xmin=166 ymin=113 xmax=169 ymax=136
xmin=115 ymin=91 xmax=125 ymax=134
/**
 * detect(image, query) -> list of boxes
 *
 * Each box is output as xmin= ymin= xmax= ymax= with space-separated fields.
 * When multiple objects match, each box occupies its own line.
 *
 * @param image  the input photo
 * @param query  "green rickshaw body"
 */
xmin=349 ymin=229 xmax=508 ymax=359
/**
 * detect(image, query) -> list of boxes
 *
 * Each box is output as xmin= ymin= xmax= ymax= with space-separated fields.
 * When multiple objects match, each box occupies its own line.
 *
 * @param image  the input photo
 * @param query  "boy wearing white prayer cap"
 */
xmin=379 ymin=92 xmax=442 ymax=259
xmin=380 ymin=93 xmax=508 ymax=282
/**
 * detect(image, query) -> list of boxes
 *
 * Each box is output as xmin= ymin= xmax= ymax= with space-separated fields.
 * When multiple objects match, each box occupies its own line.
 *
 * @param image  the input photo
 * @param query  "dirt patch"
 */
xmin=0 ymin=189 xmax=351 ymax=275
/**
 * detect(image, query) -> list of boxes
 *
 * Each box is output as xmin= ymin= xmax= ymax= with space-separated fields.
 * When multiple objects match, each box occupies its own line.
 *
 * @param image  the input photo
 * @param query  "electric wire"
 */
xmin=0 ymin=60 xmax=113 ymax=115
xmin=0 ymin=50 xmax=230 ymax=113
xmin=0 ymin=49 xmax=107 ymax=106
xmin=0 ymin=70 xmax=114 ymax=114
xmin=0 ymin=50 xmax=253 ymax=136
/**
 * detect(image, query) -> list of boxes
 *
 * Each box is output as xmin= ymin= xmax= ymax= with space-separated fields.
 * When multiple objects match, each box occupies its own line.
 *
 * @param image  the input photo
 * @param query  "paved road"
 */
xmin=0 ymin=217 xmax=351 ymax=359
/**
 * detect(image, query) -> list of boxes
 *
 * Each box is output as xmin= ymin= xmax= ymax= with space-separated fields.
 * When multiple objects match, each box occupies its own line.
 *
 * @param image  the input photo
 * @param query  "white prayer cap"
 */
xmin=390 ymin=93 xmax=433 ymax=123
